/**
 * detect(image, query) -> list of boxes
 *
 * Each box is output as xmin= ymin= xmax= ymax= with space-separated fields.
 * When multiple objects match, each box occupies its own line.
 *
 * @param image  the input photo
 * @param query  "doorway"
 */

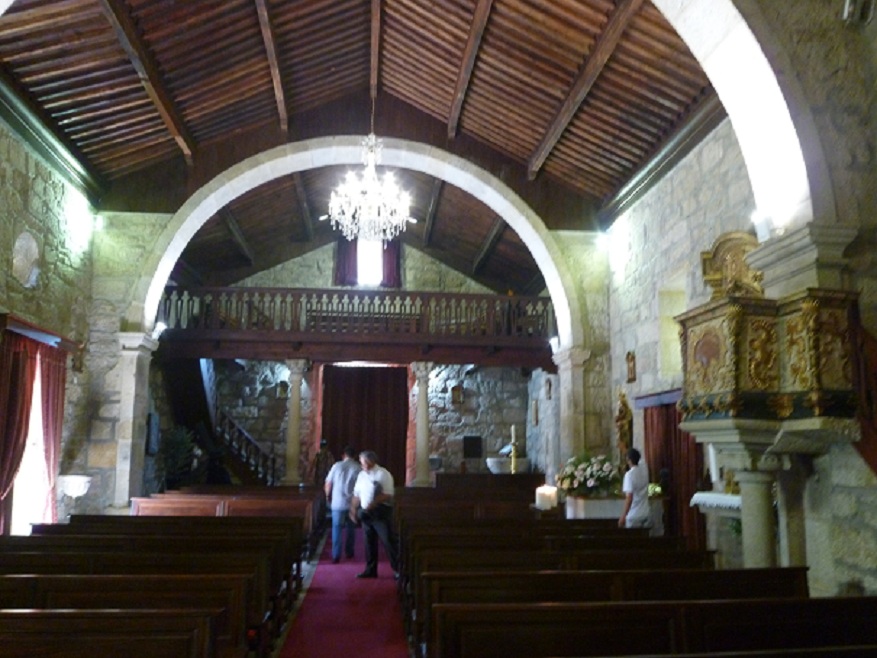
xmin=320 ymin=365 xmax=408 ymax=485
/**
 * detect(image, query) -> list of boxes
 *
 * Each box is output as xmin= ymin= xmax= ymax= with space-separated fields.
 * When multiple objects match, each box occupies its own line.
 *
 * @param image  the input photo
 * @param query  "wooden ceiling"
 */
xmin=0 ymin=0 xmax=721 ymax=294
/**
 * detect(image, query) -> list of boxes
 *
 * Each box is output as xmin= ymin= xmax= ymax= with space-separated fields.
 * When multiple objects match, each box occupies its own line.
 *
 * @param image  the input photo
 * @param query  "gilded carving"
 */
xmin=768 ymin=394 xmax=795 ymax=420
xmin=818 ymin=309 xmax=852 ymax=389
xmin=701 ymin=232 xmax=764 ymax=300
xmin=746 ymin=318 xmax=778 ymax=390
xmin=786 ymin=311 xmax=815 ymax=390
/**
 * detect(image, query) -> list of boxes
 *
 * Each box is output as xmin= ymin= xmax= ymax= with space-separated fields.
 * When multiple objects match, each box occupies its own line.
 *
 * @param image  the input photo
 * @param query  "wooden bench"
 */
xmin=133 ymin=492 xmax=319 ymax=559
xmin=0 ymin=573 xmax=249 ymax=658
xmin=0 ymin=549 xmax=277 ymax=655
xmin=0 ymin=608 xmax=219 ymax=658
xmin=34 ymin=514 xmax=305 ymax=606
xmin=414 ymin=567 xmax=809 ymax=656
xmin=431 ymin=596 xmax=877 ymax=658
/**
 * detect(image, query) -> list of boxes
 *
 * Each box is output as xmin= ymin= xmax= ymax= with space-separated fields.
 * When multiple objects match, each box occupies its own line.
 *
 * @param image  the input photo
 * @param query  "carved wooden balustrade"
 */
xmin=157 ymin=286 xmax=556 ymax=369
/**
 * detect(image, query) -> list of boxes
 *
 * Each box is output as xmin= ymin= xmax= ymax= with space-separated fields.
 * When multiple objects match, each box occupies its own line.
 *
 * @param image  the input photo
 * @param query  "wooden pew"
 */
xmin=431 ymin=596 xmax=877 ymax=658
xmin=0 ymin=549 xmax=276 ymax=655
xmin=0 ymin=608 xmax=219 ymax=658
xmin=0 ymin=573 xmax=249 ymax=658
xmin=39 ymin=513 xmax=305 ymax=592
xmin=133 ymin=491 xmax=320 ymax=559
xmin=414 ymin=567 xmax=809 ymax=656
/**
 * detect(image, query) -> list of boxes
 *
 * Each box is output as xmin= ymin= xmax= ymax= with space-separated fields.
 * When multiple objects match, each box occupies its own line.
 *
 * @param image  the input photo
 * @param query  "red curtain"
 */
xmin=0 ymin=332 xmax=39 ymax=534
xmin=381 ymin=240 xmax=401 ymax=288
xmin=849 ymin=302 xmax=877 ymax=473
xmin=333 ymin=237 xmax=358 ymax=286
xmin=321 ymin=365 xmax=408 ymax=485
xmin=643 ymin=402 xmax=705 ymax=550
xmin=39 ymin=344 xmax=67 ymax=523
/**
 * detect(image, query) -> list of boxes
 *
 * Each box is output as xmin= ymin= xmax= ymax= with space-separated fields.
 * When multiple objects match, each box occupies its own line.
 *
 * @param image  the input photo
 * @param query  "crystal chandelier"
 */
xmin=326 ymin=101 xmax=414 ymax=243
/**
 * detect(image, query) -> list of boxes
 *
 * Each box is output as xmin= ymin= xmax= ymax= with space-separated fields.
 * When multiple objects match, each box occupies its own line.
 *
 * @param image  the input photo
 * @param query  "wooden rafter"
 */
xmin=421 ymin=178 xmax=443 ymax=247
xmin=221 ymin=209 xmax=255 ymax=266
xmin=527 ymin=0 xmax=644 ymax=179
xmin=170 ymin=258 xmax=204 ymax=287
xmin=293 ymin=172 xmax=314 ymax=241
xmin=254 ymin=0 xmax=288 ymax=137
xmin=370 ymin=0 xmax=381 ymax=100
xmin=472 ymin=218 xmax=505 ymax=275
xmin=98 ymin=0 xmax=196 ymax=166
xmin=447 ymin=0 xmax=493 ymax=139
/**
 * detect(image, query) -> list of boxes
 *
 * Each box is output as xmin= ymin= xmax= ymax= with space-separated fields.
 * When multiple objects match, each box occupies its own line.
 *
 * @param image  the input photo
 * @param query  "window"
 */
xmin=10 ymin=356 xmax=51 ymax=535
xmin=357 ymin=239 xmax=383 ymax=286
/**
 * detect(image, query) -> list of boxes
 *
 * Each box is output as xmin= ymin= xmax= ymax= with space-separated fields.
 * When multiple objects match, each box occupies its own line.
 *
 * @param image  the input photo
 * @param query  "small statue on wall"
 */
xmin=625 ymin=350 xmax=636 ymax=383
xmin=615 ymin=390 xmax=633 ymax=463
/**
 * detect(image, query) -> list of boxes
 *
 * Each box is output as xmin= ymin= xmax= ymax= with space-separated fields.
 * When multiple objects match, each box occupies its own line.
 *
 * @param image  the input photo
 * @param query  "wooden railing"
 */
xmin=216 ymin=409 xmax=277 ymax=485
xmin=159 ymin=286 xmax=555 ymax=343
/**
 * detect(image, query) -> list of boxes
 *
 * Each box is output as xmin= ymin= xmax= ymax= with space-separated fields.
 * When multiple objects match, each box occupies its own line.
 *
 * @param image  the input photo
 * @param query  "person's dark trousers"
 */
xmin=357 ymin=504 xmax=399 ymax=576
xmin=330 ymin=509 xmax=356 ymax=561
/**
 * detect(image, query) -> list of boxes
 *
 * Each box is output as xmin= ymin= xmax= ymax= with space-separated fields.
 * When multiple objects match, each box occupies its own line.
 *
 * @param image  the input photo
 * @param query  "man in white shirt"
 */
xmin=324 ymin=445 xmax=361 ymax=563
xmin=619 ymin=447 xmax=650 ymax=529
xmin=351 ymin=450 xmax=399 ymax=579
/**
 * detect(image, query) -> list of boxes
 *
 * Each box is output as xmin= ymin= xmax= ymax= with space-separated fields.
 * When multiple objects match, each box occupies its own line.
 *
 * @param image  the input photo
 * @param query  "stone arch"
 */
xmin=140 ymin=137 xmax=583 ymax=348
xmin=652 ymin=0 xmax=826 ymax=229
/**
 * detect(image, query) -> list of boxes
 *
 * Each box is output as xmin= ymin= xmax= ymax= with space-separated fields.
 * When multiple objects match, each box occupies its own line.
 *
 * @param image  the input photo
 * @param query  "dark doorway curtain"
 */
xmin=381 ymin=239 xmax=401 ymax=288
xmin=39 ymin=343 xmax=67 ymax=523
xmin=643 ymin=400 xmax=706 ymax=550
xmin=321 ymin=365 xmax=408 ymax=485
xmin=333 ymin=237 xmax=358 ymax=286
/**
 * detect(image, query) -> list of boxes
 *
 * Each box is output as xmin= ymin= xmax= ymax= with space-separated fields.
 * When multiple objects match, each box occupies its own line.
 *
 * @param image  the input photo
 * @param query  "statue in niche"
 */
xmin=614 ymin=390 xmax=633 ymax=464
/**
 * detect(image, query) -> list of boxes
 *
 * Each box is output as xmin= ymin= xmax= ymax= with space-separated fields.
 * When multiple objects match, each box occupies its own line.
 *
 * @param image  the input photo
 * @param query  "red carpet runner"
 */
xmin=278 ymin=527 xmax=410 ymax=658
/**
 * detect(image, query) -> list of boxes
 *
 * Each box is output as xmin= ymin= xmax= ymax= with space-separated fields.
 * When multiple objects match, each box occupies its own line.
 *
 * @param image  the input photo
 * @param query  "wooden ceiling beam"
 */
xmin=254 ymin=0 xmax=289 ymax=138
xmin=170 ymin=258 xmax=203 ymax=287
xmin=421 ymin=178 xmax=443 ymax=247
xmin=370 ymin=0 xmax=381 ymax=101
xmin=221 ymin=209 xmax=255 ymax=267
xmin=472 ymin=218 xmax=505 ymax=275
xmin=292 ymin=173 xmax=314 ymax=241
xmin=98 ymin=0 xmax=196 ymax=166
xmin=447 ymin=0 xmax=494 ymax=139
xmin=527 ymin=0 xmax=644 ymax=179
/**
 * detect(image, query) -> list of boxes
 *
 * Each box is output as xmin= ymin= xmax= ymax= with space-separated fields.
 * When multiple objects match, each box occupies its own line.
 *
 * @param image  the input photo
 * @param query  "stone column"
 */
xmin=412 ymin=361 xmax=433 ymax=486
xmin=551 ymin=346 xmax=590 ymax=476
xmin=114 ymin=333 xmax=158 ymax=507
xmin=775 ymin=456 xmax=809 ymax=567
xmin=282 ymin=359 xmax=308 ymax=485
xmin=735 ymin=469 xmax=776 ymax=568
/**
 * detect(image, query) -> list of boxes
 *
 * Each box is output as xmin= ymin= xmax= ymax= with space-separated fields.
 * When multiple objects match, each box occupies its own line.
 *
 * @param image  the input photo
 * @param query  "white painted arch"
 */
xmin=142 ymin=136 xmax=583 ymax=348
xmin=652 ymin=0 xmax=821 ymax=229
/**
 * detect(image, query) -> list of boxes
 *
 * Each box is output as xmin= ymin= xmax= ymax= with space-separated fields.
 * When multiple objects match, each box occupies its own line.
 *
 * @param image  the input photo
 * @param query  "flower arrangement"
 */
xmin=556 ymin=453 xmax=621 ymax=498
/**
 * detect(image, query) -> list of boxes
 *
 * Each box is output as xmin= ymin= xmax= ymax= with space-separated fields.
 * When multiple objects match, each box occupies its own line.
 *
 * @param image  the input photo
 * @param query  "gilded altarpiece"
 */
xmin=678 ymin=232 xmax=857 ymax=425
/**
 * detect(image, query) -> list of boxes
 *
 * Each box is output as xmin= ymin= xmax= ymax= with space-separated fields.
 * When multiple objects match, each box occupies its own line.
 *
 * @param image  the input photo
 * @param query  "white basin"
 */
xmin=485 ymin=457 xmax=530 ymax=474
xmin=57 ymin=474 xmax=92 ymax=498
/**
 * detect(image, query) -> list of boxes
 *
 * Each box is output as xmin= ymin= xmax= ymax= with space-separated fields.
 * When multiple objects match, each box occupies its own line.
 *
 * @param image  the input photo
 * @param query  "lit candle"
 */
xmin=535 ymin=485 xmax=550 ymax=509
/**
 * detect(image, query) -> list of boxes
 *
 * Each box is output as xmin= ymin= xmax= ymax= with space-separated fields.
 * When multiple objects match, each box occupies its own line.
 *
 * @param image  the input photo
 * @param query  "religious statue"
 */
xmin=625 ymin=351 xmax=636 ymax=383
xmin=614 ymin=390 xmax=633 ymax=462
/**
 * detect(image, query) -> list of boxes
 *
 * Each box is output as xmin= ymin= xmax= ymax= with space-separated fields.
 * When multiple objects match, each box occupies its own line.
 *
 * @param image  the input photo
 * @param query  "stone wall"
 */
xmin=0 ymin=119 xmax=96 ymax=513
xmin=237 ymin=241 xmax=493 ymax=294
xmin=607 ymin=118 xmax=755 ymax=447
xmin=426 ymin=364 xmax=530 ymax=474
